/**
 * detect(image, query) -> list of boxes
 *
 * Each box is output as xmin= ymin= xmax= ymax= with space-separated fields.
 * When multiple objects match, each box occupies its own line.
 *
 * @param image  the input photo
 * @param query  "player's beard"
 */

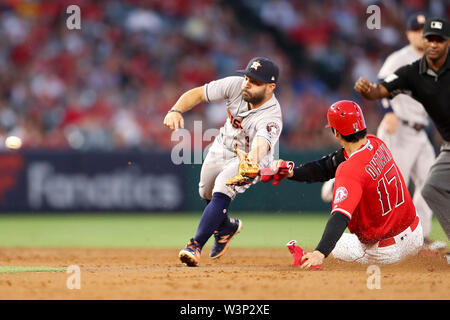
xmin=242 ymin=88 xmax=266 ymax=106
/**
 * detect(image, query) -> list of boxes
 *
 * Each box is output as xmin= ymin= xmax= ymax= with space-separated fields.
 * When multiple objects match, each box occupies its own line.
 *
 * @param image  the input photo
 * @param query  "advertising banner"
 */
xmin=0 ymin=151 xmax=185 ymax=212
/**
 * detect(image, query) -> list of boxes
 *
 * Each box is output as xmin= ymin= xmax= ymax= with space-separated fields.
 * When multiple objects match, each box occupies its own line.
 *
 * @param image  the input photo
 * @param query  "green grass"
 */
xmin=0 ymin=266 xmax=66 ymax=274
xmin=0 ymin=213 xmax=446 ymax=249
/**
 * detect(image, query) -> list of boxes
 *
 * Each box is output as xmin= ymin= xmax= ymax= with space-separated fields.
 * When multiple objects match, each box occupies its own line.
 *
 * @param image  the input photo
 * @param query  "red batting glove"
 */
xmin=286 ymin=240 xmax=322 ymax=270
xmin=260 ymin=161 xmax=294 ymax=186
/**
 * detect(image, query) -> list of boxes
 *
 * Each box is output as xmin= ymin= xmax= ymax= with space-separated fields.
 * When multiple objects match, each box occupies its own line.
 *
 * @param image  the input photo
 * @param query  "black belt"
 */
xmin=401 ymin=120 xmax=425 ymax=131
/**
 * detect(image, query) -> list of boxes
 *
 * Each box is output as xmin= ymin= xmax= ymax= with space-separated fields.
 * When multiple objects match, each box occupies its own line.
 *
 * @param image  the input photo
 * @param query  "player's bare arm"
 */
xmin=163 ymin=86 xmax=206 ymax=130
xmin=247 ymin=137 xmax=270 ymax=164
xmin=234 ymin=137 xmax=270 ymax=165
xmin=354 ymin=77 xmax=390 ymax=100
xmin=380 ymin=112 xmax=399 ymax=134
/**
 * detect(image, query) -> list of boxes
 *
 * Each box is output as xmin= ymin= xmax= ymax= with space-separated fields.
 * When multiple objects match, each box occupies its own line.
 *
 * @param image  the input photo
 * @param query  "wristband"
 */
xmin=168 ymin=109 xmax=182 ymax=114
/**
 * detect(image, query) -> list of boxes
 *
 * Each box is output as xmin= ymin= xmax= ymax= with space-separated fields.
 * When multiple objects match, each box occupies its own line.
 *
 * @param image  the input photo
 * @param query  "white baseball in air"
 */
xmin=5 ymin=136 xmax=22 ymax=150
xmin=321 ymin=178 xmax=335 ymax=203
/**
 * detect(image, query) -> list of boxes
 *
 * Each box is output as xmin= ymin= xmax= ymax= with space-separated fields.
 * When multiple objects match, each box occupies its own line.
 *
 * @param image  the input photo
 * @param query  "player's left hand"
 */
xmin=225 ymin=147 xmax=259 ymax=187
xmin=301 ymin=250 xmax=325 ymax=270
xmin=234 ymin=146 xmax=249 ymax=162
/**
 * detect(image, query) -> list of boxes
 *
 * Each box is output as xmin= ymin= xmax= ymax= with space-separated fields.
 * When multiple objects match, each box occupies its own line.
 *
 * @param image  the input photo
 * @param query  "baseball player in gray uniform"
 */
xmin=163 ymin=57 xmax=283 ymax=266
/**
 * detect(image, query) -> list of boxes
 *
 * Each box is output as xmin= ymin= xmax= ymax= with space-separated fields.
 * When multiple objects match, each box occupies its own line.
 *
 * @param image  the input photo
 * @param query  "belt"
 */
xmin=378 ymin=215 xmax=420 ymax=248
xmin=401 ymin=120 xmax=425 ymax=131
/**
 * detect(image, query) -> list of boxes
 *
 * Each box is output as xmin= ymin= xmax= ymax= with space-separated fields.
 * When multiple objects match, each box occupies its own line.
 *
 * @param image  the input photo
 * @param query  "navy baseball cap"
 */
xmin=236 ymin=57 xmax=279 ymax=83
xmin=406 ymin=13 xmax=426 ymax=31
xmin=422 ymin=17 xmax=449 ymax=39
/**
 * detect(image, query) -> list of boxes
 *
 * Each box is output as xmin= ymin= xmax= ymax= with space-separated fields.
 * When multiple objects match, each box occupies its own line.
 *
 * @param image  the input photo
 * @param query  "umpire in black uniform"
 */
xmin=354 ymin=17 xmax=450 ymax=244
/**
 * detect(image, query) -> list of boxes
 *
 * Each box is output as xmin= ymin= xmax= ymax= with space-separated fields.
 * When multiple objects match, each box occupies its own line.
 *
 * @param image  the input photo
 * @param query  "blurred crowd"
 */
xmin=0 ymin=0 xmax=448 ymax=152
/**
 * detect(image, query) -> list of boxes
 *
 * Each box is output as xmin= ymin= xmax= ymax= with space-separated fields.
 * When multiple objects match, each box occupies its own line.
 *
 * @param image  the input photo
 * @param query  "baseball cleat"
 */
xmin=210 ymin=218 xmax=243 ymax=259
xmin=179 ymin=238 xmax=201 ymax=267
xmin=286 ymin=240 xmax=322 ymax=270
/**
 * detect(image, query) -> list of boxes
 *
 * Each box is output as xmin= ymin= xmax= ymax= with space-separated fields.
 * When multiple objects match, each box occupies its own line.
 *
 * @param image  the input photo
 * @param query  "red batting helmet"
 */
xmin=325 ymin=100 xmax=366 ymax=136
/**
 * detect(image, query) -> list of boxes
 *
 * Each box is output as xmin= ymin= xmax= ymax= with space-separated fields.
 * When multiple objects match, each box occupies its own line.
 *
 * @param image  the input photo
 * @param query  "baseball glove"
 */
xmin=260 ymin=160 xmax=294 ymax=186
xmin=226 ymin=147 xmax=259 ymax=187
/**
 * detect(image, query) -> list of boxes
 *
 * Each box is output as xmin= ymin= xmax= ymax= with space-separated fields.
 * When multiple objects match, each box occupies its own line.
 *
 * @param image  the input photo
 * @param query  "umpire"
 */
xmin=354 ymin=17 xmax=450 ymax=243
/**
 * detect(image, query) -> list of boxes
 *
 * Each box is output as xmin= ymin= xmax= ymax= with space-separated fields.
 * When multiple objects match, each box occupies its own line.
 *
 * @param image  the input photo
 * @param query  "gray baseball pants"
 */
xmin=421 ymin=143 xmax=450 ymax=240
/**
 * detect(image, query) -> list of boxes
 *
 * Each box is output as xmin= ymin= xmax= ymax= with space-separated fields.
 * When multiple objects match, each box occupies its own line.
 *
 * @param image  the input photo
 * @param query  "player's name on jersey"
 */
xmin=365 ymin=143 xmax=393 ymax=180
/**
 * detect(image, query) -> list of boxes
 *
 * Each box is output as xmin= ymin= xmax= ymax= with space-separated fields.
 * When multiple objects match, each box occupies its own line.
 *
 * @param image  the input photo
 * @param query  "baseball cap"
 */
xmin=236 ymin=57 xmax=279 ymax=83
xmin=422 ymin=17 xmax=449 ymax=39
xmin=406 ymin=13 xmax=426 ymax=31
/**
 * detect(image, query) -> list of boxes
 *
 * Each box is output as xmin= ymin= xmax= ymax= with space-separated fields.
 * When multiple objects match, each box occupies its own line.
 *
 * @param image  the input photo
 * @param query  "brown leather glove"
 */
xmin=226 ymin=147 xmax=259 ymax=187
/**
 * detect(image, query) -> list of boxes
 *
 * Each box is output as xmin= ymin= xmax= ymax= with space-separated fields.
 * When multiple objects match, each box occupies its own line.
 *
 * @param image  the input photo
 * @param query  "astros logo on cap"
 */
xmin=250 ymin=61 xmax=262 ymax=70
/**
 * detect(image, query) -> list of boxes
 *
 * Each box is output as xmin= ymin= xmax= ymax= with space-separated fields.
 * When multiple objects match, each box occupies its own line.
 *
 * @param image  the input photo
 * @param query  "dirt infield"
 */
xmin=0 ymin=247 xmax=448 ymax=300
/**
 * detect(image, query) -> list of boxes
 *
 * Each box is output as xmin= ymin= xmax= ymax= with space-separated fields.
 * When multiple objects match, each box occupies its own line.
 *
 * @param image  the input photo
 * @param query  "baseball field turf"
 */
xmin=0 ymin=213 xmax=448 ymax=300
xmin=0 ymin=213 xmax=446 ymax=249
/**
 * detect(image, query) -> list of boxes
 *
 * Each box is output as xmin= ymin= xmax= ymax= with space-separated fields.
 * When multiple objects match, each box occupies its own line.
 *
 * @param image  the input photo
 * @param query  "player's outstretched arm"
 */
xmin=301 ymin=211 xmax=349 ymax=269
xmin=259 ymin=159 xmax=294 ymax=186
xmin=289 ymin=148 xmax=346 ymax=183
xmin=354 ymin=77 xmax=390 ymax=100
xmin=260 ymin=148 xmax=345 ymax=186
xmin=247 ymin=137 xmax=270 ymax=164
xmin=163 ymin=86 xmax=206 ymax=131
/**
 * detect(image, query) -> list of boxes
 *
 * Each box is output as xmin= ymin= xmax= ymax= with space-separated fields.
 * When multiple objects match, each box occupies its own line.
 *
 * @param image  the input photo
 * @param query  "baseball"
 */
xmin=5 ymin=136 xmax=22 ymax=150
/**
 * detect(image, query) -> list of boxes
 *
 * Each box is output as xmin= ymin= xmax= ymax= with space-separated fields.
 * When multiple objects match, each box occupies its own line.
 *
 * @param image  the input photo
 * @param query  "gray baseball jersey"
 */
xmin=378 ymin=45 xmax=428 ymax=125
xmin=204 ymin=76 xmax=283 ymax=167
